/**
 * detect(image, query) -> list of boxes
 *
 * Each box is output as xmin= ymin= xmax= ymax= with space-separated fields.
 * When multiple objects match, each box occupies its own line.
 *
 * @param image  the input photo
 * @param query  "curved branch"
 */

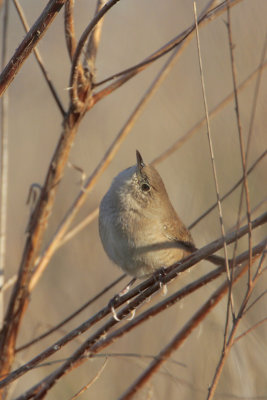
xmin=69 ymin=0 xmax=121 ymax=107
xmin=93 ymin=0 xmax=241 ymax=89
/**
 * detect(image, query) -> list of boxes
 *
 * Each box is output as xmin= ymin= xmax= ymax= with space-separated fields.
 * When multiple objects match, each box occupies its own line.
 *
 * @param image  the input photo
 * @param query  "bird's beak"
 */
xmin=136 ymin=150 xmax=145 ymax=175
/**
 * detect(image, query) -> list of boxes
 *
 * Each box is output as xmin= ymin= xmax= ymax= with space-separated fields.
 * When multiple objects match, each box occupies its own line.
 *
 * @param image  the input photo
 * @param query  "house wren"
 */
xmin=99 ymin=150 xmax=201 ymax=279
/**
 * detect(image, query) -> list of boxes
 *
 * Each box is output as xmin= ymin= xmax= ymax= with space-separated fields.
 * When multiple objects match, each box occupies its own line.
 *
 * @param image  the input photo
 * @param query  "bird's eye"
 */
xmin=141 ymin=183 xmax=150 ymax=192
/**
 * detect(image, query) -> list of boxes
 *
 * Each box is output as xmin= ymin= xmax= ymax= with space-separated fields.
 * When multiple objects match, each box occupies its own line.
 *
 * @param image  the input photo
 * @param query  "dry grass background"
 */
xmin=0 ymin=0 xmax=267 ymax=399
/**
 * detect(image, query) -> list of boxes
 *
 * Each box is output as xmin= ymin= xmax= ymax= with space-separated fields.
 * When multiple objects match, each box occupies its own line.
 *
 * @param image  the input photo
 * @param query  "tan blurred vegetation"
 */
xmin=0 ymin=0 xmax=266 ymax=399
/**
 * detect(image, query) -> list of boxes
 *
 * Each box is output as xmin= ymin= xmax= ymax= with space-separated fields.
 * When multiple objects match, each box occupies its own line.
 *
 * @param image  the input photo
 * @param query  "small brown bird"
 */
xmin=99 ymin=150 xmax=220 ymax=280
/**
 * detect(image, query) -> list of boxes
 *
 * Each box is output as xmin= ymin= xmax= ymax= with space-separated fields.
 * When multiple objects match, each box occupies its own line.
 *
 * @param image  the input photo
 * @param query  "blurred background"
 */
xmin=1 ymin=0 xmax=267 ymax=398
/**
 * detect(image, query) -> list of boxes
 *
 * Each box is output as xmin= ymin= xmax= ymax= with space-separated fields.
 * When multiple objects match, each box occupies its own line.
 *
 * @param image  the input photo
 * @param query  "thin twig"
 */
xmin=12 ymin=351 xmax=186 ymax=371
xmin=64 ymin=0 xmax=88 ymax=94
xmin=0 ymin=106 xmax=89 ymax=382
xmin=16 ymin=274 xmax=126 ymax=353
xmin=152 ymin=62 xmax=267 ymax=168
xmin=69 ymin=0 xmax=121 ymax=108
xmin=83 ymin=0 xmax=106 ymax=83
xmin=2 ymin=217 xmax=265 ymax=393
xmin=64 ymin=0 xmax=76 ymax=60
xmin=229 ymin=196 xmax=267 ymax=233
xmin=55 ymin=74 xmax=267 ymax=249
xmin=118 ymin=259 xmax=252 ymax=400
xmin=246 ymin=33 xmax=267 ymax=164
xmin=11 ymin=244 xmax=267 ymax=400
xmin=189 ymin=150 xmax=266 ymax=230
xmin=234 ymin=317 xmax=267 ymax=343
xmin=230 ymin=34 xmax=267 ymax=267
xmin=0 ymin=0 xmax=9 ymax=329
xmin=194 ymin=2 xmax=233 ymax=329
xmin=0 ymin=275 xmax=17 ymax=294
xmin=59 ymin=208 xmax=99 ymax=246
xmin=243 ymin=289 xmax=267 ymax=316
xmin=226 ymin=3 xmax=252 ymax=287
xmin=91 ymin=0 xmax=241 ymax=109
xmin=69 ymin=358 xmax=108 ymax=400
xmin=14 ymin=255 xmax=254 ymax=399
xmin=13 ymin=0 xmax=65 ymax=116
xmin=206 ymin=11 xmax=266 ymax=398
xmin=207 ymin=250 xmax=266 ymax=399
xmin=93 ymin=0 xmax=241 ymax=88
xmin=0 ymin=0 xmax=68 ymax=96
xmin=68 ymin=161 xmax=86 ymax=185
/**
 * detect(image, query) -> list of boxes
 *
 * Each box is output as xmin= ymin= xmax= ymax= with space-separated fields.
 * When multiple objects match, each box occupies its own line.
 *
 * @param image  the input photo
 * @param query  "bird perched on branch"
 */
xmin=99 ymin=150 xmax=224 ymax=281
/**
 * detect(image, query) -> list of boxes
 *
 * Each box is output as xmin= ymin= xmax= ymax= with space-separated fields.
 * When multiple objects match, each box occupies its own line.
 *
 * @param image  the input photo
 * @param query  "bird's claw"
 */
xmin=153 ymin=267 xmax=168 ymax=296
xmin=108 ymin=295 xmax=121 ymax=321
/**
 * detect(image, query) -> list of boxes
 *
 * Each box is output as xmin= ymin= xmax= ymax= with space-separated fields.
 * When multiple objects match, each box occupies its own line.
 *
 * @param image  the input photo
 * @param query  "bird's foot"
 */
xmin=108 ymin=277 xmax=137 ymax=321
xmin=108 ymin=295 xmax=121 ymax=322
xmin=153 ymin=267 xmax=168 ymax=296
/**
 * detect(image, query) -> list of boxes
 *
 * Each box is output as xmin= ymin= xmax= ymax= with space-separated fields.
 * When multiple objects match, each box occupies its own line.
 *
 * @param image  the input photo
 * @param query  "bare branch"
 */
xmin=0 ymin=0 xmax=9 ymax=329
xmin=83 ymin=0 xmax=106 ymax=83
xmin=1 ymin=215 xmax=265 ymax=392
xmin=189 ymin=150 xmax=266 ymax=230
xmin=93 ymin=0 xmax=242 ymax=89
xmin=69 ymin=0 xmax=121 ymax=108
xmin=59 ymin=208 xmax=99 ymax=246
xmin=0 ymin=275 xmax=17 ymax=294
xmin=64 ymin=0 xmax=76 ymax=61
xmin=152 ymin=62 xmax=267 ymax=168
xmin=194 ymin=3 xmax=233 ymax=330
xmin=206 ymin=250 xmax=266 ymax=399
xmin=16 ymin=274 xmax=126 ymax=353
xmin=246 ymin=33 xmax=267 ymax=163
xmin=243 ymin=289 xmax=267 ymax=315
xmin=91 ymin=0 xmax=242 ymax=107
xmin=234 ymin=317 xmax=267 ymax=343
xmin=226 ymin=3 xmax=253 ymax=287
xmin=69 ymin=359 xmax=107 ymax=400
xmin=27 ymin=242 xmax=265 ymax=400
xmin=13 ymin=0 xmax=65 ymax=116
xmin=118 ymin=262 xmax=250 ymax=400
xmin=0 ymin=0 xmax=68 ymax=97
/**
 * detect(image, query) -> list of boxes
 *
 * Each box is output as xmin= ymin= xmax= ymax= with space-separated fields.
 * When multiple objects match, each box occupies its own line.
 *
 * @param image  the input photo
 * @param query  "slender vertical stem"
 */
xmin=193 ymin=2 xmax=233 ymax=334
xmin=226 ymin=4 xmax=252 ymax=288
xmin=0 ymin=0 xmax=9 ymax=329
